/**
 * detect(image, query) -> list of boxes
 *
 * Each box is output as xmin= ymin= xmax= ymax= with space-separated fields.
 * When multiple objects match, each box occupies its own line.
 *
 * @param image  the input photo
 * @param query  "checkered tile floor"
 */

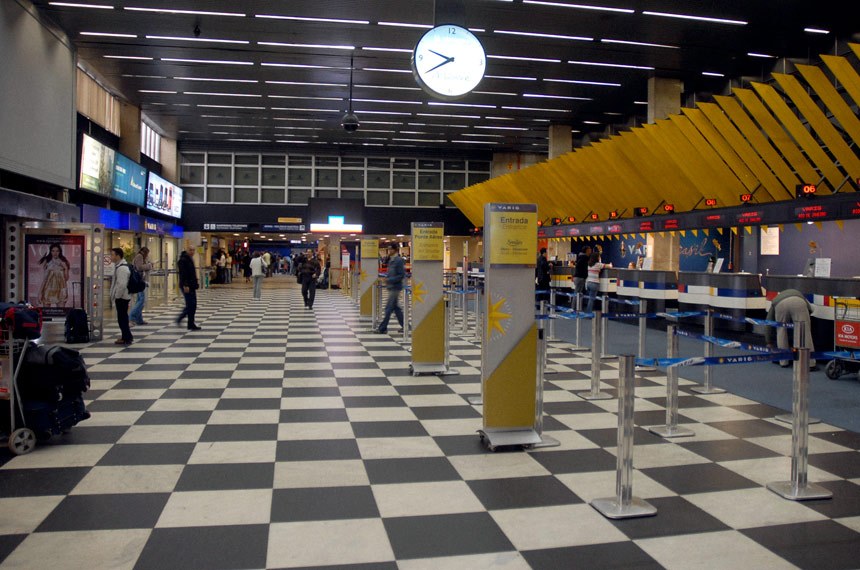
xmin=2 ymin=280 xmax=859 ymax=569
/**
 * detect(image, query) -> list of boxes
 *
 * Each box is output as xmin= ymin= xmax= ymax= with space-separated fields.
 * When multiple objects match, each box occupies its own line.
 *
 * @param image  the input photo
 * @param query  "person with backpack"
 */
xmin=176 ymin=244 xmax=202 ymax=331
xmin=109 ymin=247 xmax=133 ymax=345
xmin=129 ymin=246 xmax=153 ymax=325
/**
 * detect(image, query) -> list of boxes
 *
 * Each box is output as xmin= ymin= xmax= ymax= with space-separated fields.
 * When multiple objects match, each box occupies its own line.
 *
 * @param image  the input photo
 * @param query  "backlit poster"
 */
xmin=79 ymin=133 xmax=115 ymax=196
xmin=112 ymin=153 xmax=147 ymax=207
xmin=146 ymin=171 xmax=183 ymax=218
xmin=24 ymin=234 xmax=86 ymax=318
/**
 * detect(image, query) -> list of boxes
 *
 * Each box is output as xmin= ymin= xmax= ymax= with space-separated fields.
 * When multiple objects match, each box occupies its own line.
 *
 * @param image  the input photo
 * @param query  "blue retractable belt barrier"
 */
xmin=656 ymin=311 xmax=708 ymax=319
xmin=673 ymin=329 xmax=774 ymax=354
xmin=636 ymin=350 xmax=795 ymax=368
xmin=551 ymin=311 xmax=595 ymax=320
xmin=608 ymin=297 xmax=641 ymax=306
xmin=606 ymin=312 xmax=664 ymax=320
xmin=713 ymin=312 xmax=794 ymax=328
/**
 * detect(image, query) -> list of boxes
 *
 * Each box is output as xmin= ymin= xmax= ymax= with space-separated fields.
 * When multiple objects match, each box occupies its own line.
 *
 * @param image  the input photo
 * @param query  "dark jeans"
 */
xmin=115 ymin=298 xmax=132 ymax=342
xmin=178 ymin=289 xmax=197 ymax=327
xmin=536 ymin=279 xmax=551 ymax=303
xmin=301 ymin=277 xmax=317 ymax=308
xmin=378 ymin=288 xmax=403 ymax=332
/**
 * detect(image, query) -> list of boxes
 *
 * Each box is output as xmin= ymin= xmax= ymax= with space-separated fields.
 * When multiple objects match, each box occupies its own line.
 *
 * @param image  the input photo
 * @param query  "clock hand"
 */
xmin=428 ymin=49 xmax=451 ymax=60
xmin=426 ymin=56 xmax=455 ymax=73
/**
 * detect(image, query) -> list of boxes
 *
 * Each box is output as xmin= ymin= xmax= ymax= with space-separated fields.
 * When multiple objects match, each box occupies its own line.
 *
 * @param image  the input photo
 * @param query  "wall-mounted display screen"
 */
xmin=79 ymin=133 xmax=115 ymax=197
xmin=112 ymin=153 xmax=146 ymax=207
xmin=146 ymin=171 xmax=183 ymax=218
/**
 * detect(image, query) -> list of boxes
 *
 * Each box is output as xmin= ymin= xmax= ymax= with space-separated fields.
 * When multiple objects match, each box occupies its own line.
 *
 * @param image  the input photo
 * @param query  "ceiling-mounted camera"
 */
xmin=341 ymin=112 xmax=360 ymax=133
xmin=193 ymin=24 xmax=201 ymax=38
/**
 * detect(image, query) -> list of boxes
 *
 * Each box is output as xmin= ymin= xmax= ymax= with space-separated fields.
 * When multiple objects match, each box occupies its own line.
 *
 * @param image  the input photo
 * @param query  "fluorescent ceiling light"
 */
xmin=568 ymin=60 xmax=653 ymax=70
xmin=502 ymin=106 xmax=570 ymax=112
xmin=272 ymin=117 xmax=327 ymax=122
xmin=522 ymin=1 xmax=634 ymax=14
xmin=354 ymin=110 xmax=413 ymax=116
xmin=747 ymin=52 xmax=776 ymax=58
xmin=353 ymin=98 xmax=423 ymax=105
xmin=363 ymin=68 xmax=412 ymax=74
xmin=494 ymin=30 xmax=592 ymax=41
xmin=362 ymin=121 xmax=403 ymax=125
xmin=125 ymin=6 xmax=245 ymax=16
xmin=642 ymin=11 xmax=747 ymax=25
xmin=262 ymin=62 xmax=334 ymax=69
xmin=452 ymin=140 xmax=498 ymax=145
xmin=81 ymin=31 xmax=136 ymax=37
xmin=139 ymin=89 xmax=176 ymax=94
xmin=417 ymin=113 xmax=481 ymax=119
xmin=428 ymin=102 xmax=497 ymax=109
xmin=270 ymin=107 xmax=341 ymax=113
xmin=523 ymin=93 xmax=592 ymax=101
xmin=122 ymin=74 xmax=165 ymax=78
xmin=604 ymin=111 xmax=623 ymax=116
xmin=104 ymin=55 xmax=152 ymax=60
xmin=147 ymin=35 xmax=248 ymax=45
xmin=378 ymin=22 xmax=433 ymax=29
xmin=267 ymin=80 xmax=346 ymax=87
xmin=583 ymin=120 xmax=601 ymax=124
xmin=197 ymin=104 xmax=266 ymax=110
xmin=225 ymin=138 xmax=271 ymax=142
xmin=601 ymin=38 xmax=678 ymax=49
xmin=259 ymin=41 xmax=355 ymax=50
xmin=462 ymin=133 xmax=505 ymax=138
xmin=544 ymin=78 xmax=621 ymax=87
xmin=362 ymin=47 xmax=413 ymax=53
xmin=702 ymin=71 xmax=725 ymax=77
xmin=356 ymin=84 xmax=421 ymax=91
xmin=392 ymin=138 xmax=448 ymax=143
xmin=49 ymin=2 xmax=112 ymax=8
xmin=487 ymin=55 xmax=561 ymax=63
xmin=473 ymin=91 xmax=518 ymax=96
xmin=176 ymin=77 xmax=258 ymax=83
xmin=484 ymin=116 xmax=516 ymax=120
xmin=804 ymin=27 xmax=829 ymax=34
xmin=475 ymin=125 xmax=530 ymax=131
xmin=162 ymin=58 xmax=253 ymax=66
xmin=485 ymin=75 xmax=537 ymax=81
xmin=273 ymin=126 xmax=319 ymax=130
xmin=255 ymin=14 xmax=369 ymax=24
xmin=634 ymin=100 xmax=648 ymax=105
xmin=184 ymin=92 xmax=261 ymax=97
xmin=269 ymin=95 xmax=343 ymax=101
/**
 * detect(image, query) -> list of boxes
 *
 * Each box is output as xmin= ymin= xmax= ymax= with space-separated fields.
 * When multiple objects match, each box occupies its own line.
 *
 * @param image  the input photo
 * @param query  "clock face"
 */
xmin=412 ymin=25 xmax=486 ymax=99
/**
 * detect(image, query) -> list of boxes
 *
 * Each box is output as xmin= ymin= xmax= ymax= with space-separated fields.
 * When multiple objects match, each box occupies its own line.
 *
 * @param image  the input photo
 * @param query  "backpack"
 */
xmin=126 ymin=264 xmax=147 ymax=294
xmin=0 ymin=302 xmax=42 ymax=340
xmin=64 ymin=309 xmax=90 ymax=344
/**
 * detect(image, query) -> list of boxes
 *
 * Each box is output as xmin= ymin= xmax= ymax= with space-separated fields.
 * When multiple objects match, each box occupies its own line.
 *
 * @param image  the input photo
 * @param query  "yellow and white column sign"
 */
xmin=359 ymin=237 xmax=379 ymax=319
xmin=410 ymin=222 xmax=446 ymax=373
xmin=480 ymin=203 xmax=541 ymax=448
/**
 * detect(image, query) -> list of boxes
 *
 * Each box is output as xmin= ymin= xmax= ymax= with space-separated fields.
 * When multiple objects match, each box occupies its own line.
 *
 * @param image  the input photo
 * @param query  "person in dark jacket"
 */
xmin=176 ymin=244 xmax=201 ymax=330
xmin=299 ymin=252 xmax=322 ymax=309
xmin=536 ymin=247 xmax=551 ymax=302
xmin=573 ymin=245 xmax=592 ymax=295
xmin=765 ymin=289 xmax=816 ymax=369
xmin=376 ymin=245 xmax=405 ymax=333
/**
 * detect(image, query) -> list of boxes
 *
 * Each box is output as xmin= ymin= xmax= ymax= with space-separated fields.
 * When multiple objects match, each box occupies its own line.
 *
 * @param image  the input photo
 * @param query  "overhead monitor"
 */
xmin=308 ymin=198 xmax=363 ymax=233
xmin=145 ymin=171 xmax=183 ymax=218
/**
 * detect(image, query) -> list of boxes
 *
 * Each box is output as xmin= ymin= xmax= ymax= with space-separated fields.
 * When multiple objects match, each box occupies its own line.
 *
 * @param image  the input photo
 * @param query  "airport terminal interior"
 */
xmin=2 ymin=1 xmax=860 ymax=568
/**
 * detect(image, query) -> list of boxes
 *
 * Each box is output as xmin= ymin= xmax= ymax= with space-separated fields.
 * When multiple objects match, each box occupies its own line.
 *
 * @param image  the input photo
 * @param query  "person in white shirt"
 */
xmin=109 ymin=247 xmax=133 ymax=345
xmin=249 ymin=252 xmax=267 ymax=300
xmin=585 ymin=252 xmax=611 ymax=313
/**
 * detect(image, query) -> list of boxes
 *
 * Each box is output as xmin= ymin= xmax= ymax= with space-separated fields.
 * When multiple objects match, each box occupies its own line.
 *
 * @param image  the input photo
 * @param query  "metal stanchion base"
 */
xmin=544 ymin=367 xmax=558 ymax=375
xmin=648 ymin=425 xmax=695 ymax=438
xmin=591 ymin=497 xmax=657 ymax=519
xmin=601 ymin=354 xmax=618 ymax=360
xmin=577 ymin=391 xmax=613 ymax=401
xmin=466 ymin=395 xmax=483 ymax=405
xmin=690 ymin=386 xmax=726 ymax=395
xmin=478 ymin=428 xmax=542 ymax=452
xmin=766 ymin=481 xmax=833 ymax=501
xmin=635 ymin=365 xmax=656 ymax=372
xmin=569 ymin=346 xmax=590 ymax=352
xmin=409 ymin=363 xmax=448 ymax=376
xmin=774 ymin=414 xmax=821 ymax=425
xmin=359 ymin=316 xmax=372 ymax=322
xmin=529 ymin=434 xmax=561 ymax=448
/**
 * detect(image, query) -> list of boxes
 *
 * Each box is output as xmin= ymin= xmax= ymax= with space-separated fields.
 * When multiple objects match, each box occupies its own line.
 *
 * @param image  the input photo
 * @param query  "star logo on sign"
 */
xmin=412 ymin=280 xmax=427 ymax=305
xmin=487 ymin=296 xmax=512 ymax=337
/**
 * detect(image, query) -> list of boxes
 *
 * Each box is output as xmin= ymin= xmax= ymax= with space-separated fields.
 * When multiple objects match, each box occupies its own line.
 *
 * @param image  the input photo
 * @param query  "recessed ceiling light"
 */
xmin=452 ymin=140 xmax=498 ymax=145
xmin=747 ymin=52 xmax=776 ymax=58
xmin=254 ymin=14 xmax=369 ymax=24
xmin=354 ymin=110 xmax=413 ymax=116
xmin=162 ymin=58 xmax=253 ymax=66
xmin=642 ymin=11 xmax=747 ymax=25
xmin=268 ymin=95 xmax=343 ymax=101
xmin=417 ymin=113 xmax=481 ymax=119
xmin=139 ymin=89 xmax=176 ymax=94
xmin=49 ymin=2 xmax=113 ymax=8
xmin=502 ymin=106 xmax=571 ymax=112
xmin=583 ymin=120 xmax=600 ymax=125
xmin=544 ymin=78 xmax=621 ymax=87
xmin=702 ymin=71 xmax=725 ymax=77
xmin=175 ymin=77 xmax=258 ymax=83
xmin=600 ymin=38 xmax=679 ymax=49
xmin=475 ymin=125 xmax=530 ymax=131
xmin=377 ymin=21 xmax=433 ymax=29
xmin=146 ymin=35 xmax=248 ymax=45
xmin=270 ymin=107 xmax=341 ymax=113
xmin=125 ymin=6 xmax=245 ymax=16
xmin=523 ymin=93 xmax=592 ymax=101
xmin=428 ymin=102 xmax=497 ymax=109
xmin=198 ymin=104 xmax=266 ymax=110
xmin=473 ymin=91 xmax=517 ymax=96
xmin=522 ymin=1 xmax=634 ymax=14
xmin=267 ymin=81 xmax=346 ymax=87
xmin=356 ymin=84 xmax=422 ymax=91
xmin=804 ymin=27 xmax=829 ymax=34
xmin=122 ymin=74 xmax=166 ymax=79
xmin=261 ymin=62 xmax=335 ymax=70
xmin=487 ymin=55 xmax=561 ymax=63
xmin=485 ymin=75 xmax=537 ymax=81
xmin=494 ymin=29 xmax=592 ymax=41
xmin=353 ymin=98 xmax=423 ymax=105
xmin=104 ymin=55 xmax=152 ymax=60
xmin=462 ymin=133 xmax=505 ymax=138
xmin=184 ymin=92 xmax=261 ymax=97
xmin=258 ymin=41 xmax=355 ymax=50
xmin=81 ymin=31 xmax=136 ymax=37
xmin=362 ymin=47 xmax=414 ymax=53
xmin=568 ymin=60 xmax=654 ymax=70
xmin=634 ymin=100 xmax=648 ymax=105
xmin=363 ymin=68 xmax=412 ymax=74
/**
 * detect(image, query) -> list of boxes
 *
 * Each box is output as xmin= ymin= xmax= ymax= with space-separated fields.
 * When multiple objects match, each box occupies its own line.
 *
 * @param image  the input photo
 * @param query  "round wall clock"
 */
xmin=411 ymin=24 xmax=486 ymax=99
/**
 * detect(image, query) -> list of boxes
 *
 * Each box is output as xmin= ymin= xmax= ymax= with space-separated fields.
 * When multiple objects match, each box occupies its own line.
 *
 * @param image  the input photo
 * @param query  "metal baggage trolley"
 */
xmin=0 ymin=329 xmax=36 ymax=455
xmin=825 ymin=297 xmax=860 ymax=380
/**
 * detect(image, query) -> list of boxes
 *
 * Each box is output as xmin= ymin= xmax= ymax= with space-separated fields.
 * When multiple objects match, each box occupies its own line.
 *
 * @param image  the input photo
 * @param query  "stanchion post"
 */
xmin=548 ymin=289 xmax=558 ymax=341
xmin=401 ymin=287 xmax=410 ymax=345
xmin=636 ymin=298 xmax=655 ymax=371
xmin=600 ymin=294 xmax=614 ymax=359
xmin=591 ymin=354 xmax=657 ymax=519
xmin=691 ymin=307 xmax=725 ymax=394
xmin=648 ymin=325 xmax=694 ymax=438
xmin=577 ymin=311 xmax=612 ymax=400
xmin=767 ymin=347 xmax=833 ymax=501
xmin=461 ymin=282 xmax=470 ymax=337
xmin=532 ymin=301 xmax=560 ymax=448
xmin=371 ymin=280 xmax=379 ymax=330
xmin=572 ymin=293 xmax=588 ymax=352
xmin=540 ymin=300 xmax=557 ymax=374
xmin=775 ymin=321 xmax=820 ymax=425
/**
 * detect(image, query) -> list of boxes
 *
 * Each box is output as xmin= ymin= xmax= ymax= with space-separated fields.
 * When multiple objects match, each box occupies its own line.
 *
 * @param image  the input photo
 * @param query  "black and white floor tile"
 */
xmin=1 ymin=279 xmax=859 ymax=569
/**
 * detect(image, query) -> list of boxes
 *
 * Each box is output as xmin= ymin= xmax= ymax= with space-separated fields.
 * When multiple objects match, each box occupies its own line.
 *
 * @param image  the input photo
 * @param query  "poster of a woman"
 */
xmin=25 ymin=235 xmax=86 ymax=317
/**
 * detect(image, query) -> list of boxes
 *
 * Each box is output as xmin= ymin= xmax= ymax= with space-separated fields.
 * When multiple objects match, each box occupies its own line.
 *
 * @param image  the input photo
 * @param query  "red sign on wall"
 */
xmin=836 ymin=320 xmax=860 ymax=349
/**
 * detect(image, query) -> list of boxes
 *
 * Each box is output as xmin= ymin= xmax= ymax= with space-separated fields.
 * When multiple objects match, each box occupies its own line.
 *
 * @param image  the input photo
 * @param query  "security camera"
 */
xmin=341 ymin=112 xmax=359 ymax=133
xmin=193 ymin=25 xmax=201 ymax=38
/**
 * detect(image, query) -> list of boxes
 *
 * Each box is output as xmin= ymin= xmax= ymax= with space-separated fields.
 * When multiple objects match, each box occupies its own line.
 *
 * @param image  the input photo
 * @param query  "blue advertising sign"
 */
xmin=112 ymin=153 xmax=147 ymax=207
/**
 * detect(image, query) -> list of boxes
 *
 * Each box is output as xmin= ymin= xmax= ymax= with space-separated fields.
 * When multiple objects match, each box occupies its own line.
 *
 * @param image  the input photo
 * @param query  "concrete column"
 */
xmin=491 ymin=152 xmax=544 ymax=178
xmin=548 ymin=124 xmax=572 ymax=159
xmin=647 ymin=77 xmax=683 ymax=123
xmin=161 ymin=136 xmax=179 ymax=183
xmin=119 ymin=102 xmax=141 ymax=161
xmin=646 ymin=233 xmax=680 ymax=271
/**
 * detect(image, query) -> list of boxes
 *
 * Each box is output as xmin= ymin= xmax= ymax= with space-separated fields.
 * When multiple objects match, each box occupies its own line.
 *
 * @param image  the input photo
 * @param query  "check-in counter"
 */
xmin=599 ymin=267 xmax=618 ymax=294
xmin=550 ymin=266 xmax=575 ymax=289
xmin=679 ymin=272 xmax=767 ymax=331
xmin=615 ymin=268 xmax=678 ymax=313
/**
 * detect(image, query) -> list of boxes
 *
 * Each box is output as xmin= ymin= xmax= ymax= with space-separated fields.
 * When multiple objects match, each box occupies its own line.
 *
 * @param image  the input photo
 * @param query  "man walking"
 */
xmin=250 ymin=251 xmax=267 ymax=300
xmin=109 ymin=247 xmax=133 ymax=345
xmin=376 ymin=244 xmax=405 ymax=333
xmin=129 ymin=246 xmax=153 ymax=325
xmin=177 ymin=243 xmax=202 ymax=331
xmin=300 ymin=252 xmax=322 ymax=309
xmin=536 ymin=247 xmax=551 ymax=303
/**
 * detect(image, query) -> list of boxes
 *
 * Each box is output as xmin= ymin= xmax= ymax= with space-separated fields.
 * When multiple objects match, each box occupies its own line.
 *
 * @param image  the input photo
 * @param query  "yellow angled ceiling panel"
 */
xmin=668 ymin=115 xmax=746 ymax=204
xmin=697 ymin=102 xmax=784 ymax=201
xmin=627 ymin=127 xmax=701 ymax=210
xmin=732 ymin=88 xmax=823 ymax=192
xmin=557 ymin=153 xmax=611 ymax=214
xmin=714 ymin=95 xmax=798 ymax=196
xmin=821 ymin=55 xmax=860 ymax=110
xmin=615 ymin=131 xmax=671 ymax=211
xmin=796 ymin=64 xmax=860 ymax=155
xmin=682 ymin=107 xmax=758 ymax=198
xmin=751 ymin=81 xmax=845 ymax=192
xmin=851 ymin=42 xmax=860 ymax=59
xmin=772 ymin=73 xmax=860 ymax=182
xmin=598 ymin=136 xmax=663 ymax=207
xmin=544 ymin=159 xmax=601 ymax=221
xmin=584 ymin=142 xmax=643 ymax=213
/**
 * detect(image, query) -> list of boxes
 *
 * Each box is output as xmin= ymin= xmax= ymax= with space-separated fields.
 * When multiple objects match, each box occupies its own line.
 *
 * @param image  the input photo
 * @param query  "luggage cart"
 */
xmin=826 ymin=297 xmax=860 ymax=380
xmin=0 ymin=329 xmax=36 ymax=455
